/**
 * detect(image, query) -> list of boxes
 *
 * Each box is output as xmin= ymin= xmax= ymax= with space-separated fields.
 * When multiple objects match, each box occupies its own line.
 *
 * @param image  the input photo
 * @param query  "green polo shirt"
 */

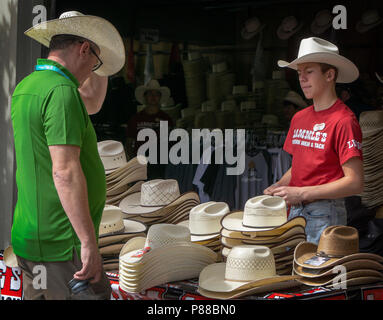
xmin=11 ymin=59 xmax=106 ymax=262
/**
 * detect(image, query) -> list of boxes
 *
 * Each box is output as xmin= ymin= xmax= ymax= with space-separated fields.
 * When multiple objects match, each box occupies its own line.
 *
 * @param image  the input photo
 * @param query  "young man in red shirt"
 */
xmin=264 ymin=37 xmax=363 ymax=244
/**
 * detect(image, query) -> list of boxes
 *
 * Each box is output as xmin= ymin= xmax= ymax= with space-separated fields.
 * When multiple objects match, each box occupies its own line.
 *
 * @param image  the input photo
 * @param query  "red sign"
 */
xmin=0 ymin=253 xmax=23 ymax=300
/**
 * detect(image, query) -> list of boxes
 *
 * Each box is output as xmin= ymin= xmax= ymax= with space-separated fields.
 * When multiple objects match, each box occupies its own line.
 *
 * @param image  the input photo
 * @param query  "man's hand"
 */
xmin=79 ymin=73 xmax=108 ymax=115
xmin=74 ymin=243 xmax=103 ymax=284
xmin=272 ymin=186 xmax=305 ymax=206
xmin=263 ymin=183 xmax=280 ymax=196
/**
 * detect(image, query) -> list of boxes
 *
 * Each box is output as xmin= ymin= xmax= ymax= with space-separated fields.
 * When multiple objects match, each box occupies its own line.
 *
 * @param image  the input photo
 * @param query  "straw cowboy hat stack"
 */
xmin=278 ymin=37 xmax=359 ymax=84
xmin=264 ymin=72 xmax=291 ymax=117
xmin=119 ymin=179 xmax=200 ymax=227
xmin=359 ymin=110 xmax=383 ymax=209
xmin=277 ymin=16 xmax=303 ymax=40
xmin=293 ymin=226 xmax=383 ymax=288
xmin=25 ymin=11 xmax=125 ymax=77
xmin=135 ymin=79 xmax=171 ymax=105
xmin=356 ymin=9 xmax=383 ymax=34
xmin=182 ymin=51 xmax=207 ymax=109
xmin=97 ymin=140 xmax=148 ymax=206
xmin=198 ymin=245 xmax=301 ymax=299
xmin=194 ymin=100 xmax=217 ymax=129
xmin=215 ymin=99 xmax=237 ymax=129
xmin=220 ymin=195 xmax=307 ymax=275
xmin=176 ymin=107 xmax=197 ymax=129
xmin=98 ymin=205 xmax=147 ymax=271
xmin=178 ymin=201 xmax=230 ymax=261
xmin=118 ymin=224 xmax=217 ymax=293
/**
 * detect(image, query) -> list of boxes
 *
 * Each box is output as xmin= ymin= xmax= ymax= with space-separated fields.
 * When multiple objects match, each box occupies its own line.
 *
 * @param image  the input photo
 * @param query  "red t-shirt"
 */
xmin=283 ymin=99 xmax=363 ymax=188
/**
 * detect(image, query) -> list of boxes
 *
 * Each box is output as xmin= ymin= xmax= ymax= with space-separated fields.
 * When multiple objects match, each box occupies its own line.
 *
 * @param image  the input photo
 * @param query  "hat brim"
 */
xmin=293 ymin=241 xmax=383 ymax=269
xmin=106 ymin=181 xmax=145 ymax=206
xmin=99 ymin=218 xmax=147 ymax=238
xmin=24 ymin=15 xmax=125 ymax=76
xmin=198 ymin=262 xmax=299 ymax=293
xmin=278 ymin=52 xmax=359 ymax=83
xmin=356 ymin=19 xmax=383 ymax=34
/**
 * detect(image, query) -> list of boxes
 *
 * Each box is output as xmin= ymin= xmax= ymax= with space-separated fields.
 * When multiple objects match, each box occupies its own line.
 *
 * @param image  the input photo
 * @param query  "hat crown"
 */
xmin=225 ymin=245 xmax=276 ymax=282
xmin=243 ymin=196 xmax=287 ymax=228
xmin=233 ymin=85 xmax=248 ymax=95
xmin=140 ymin=179 xmax=180 ymax=206
xmin=145 ymin=224 xmax=190 ymax=249
xmin=59 ymin=11 xmax=84 ymax=19
xmin=189 ymin=202 xmax=229 ymax=235
xmin=99 ymin=205 xmax=125 ymax=236
xmin=97 ymin=140 xmax=127 ymax=170
xmin=317 ymin=226 xmax=359 ymax=257
xmin=298 ymin=37 xmax=339 ymax=59
xmin=244 ymin=17 xmax=261 ymax=32
xmin=281 ymin=16 xmax=298 ymax=31
xmin=221 ymin=100 xmax=237 ymax=112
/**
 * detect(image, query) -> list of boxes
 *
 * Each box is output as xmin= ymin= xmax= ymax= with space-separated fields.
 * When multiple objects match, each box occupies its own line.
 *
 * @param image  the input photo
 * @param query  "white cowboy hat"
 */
xmin=198 ymin=245 xmax=300 ymax=299
xmin=310 ymin=9 xmax=333 ymax=35
xmin=135 ymin=79 xmax=171 ymax=105
xmin=24 ymin=11 xmax=125 ymax=77
xmin=180 ymin=202 xmax=229 ymax=241
xmin=276 ymin=16 xmax=303 ymax=40
xmin=221 ymin=196 xmax=287 ymax=232
xmin=356 ymin=9 xmax=383 ymax=33
xmin=277 ymin=37 xmax=359 ymax=83
xmin=241 ymin=17 xmax=265 ymax=40
xmin=284 ymin=90 xmax=308 ymax=109
xmin=119 ymin=224 xmax=217 ymax=293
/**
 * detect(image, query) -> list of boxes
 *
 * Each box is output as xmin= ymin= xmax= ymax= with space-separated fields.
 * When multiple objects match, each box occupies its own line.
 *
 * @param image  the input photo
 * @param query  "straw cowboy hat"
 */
xmin=198 ymin=245 xmax=300 ymax=299
xmin=277 ymin=16 xmax=304 ymax=40
xmin=179 ymin=201 xmax=229 ymax=241
xmin=24 ymin=11 xmax=125 ymax=77
xmin=221 ymin=195 xmax=288 ymax=232
xmin=284 ymin=90 xmax=308 ymax=109
xmin=294 ymin=225 xmax=383 ymax=270
xmin=356 ymin=9 xmax=383 ymax=33
xmin=135 ymin=79 xmax=171 ymax=105
xmin=241 ymin=17 xmax=265 ymax=40
xmin=118 ymin=224 xmax=217 ymax=293
xmin=278 ymin=37 xmax=359 ymax=83
xmin=311 ymin=9 xmax=332 ymax=35
xmin=3 ymin=246 xmax=18 ymax=268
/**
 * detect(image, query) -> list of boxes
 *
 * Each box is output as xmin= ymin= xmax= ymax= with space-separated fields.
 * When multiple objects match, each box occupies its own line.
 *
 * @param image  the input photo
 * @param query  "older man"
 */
xmin=10 ymin=11 xmax=125 ymax=299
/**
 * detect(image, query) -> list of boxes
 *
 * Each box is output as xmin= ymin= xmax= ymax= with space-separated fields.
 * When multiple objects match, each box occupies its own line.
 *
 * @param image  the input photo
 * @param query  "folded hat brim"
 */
xmin=24 ymin=15 xmax=125 ymax=77
xmin=277 ymin=51 xmax=359 ymax=83
xmin=198 ymin=262 xmax=299 ymax=293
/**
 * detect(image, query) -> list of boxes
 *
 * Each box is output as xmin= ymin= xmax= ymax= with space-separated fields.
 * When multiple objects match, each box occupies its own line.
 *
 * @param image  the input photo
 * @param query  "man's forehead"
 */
xmin=297 ymin=62 xmax=320 ymax=71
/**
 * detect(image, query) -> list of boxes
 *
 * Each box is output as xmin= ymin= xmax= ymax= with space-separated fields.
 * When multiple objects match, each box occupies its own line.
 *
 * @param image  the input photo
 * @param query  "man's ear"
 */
xmin=326 ymin=69 xmax=336 ymax=82
xmin=78 ymin=41 xmax=91 ymax=57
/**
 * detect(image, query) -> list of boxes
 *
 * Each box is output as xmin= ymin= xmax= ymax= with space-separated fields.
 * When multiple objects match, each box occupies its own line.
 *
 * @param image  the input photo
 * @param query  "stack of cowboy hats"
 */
xmin=176 ymin=107 xmax=197 ymax=130
xmin=198 ymin=245 xmax=301 ymax=299
xmin=178 ymin=201 xmax=230 ymax=262
xmin=194 ymin=100 xmax=216 ymax=129
xmin=119 ymin=179 xmax=200 ymax=227
xmin=359 ymin=110 xmax=383 ymax=209
xmin=118 ymin=224 xmax=217 ymax=293
xmin=293 ymin=226 xmax=383 ymax=289
xmin=98 ymin=205 xmax=147 ymax=271
xmin=215 ymin=99 xmax=237 ymax=129
xmin=219 ymin=195 xmax=307 ymax=275
xmin=182 ymin=51 xmax=207 ymax=109
xmin=207 ymin=62 xmax=235 ymax=109
xmin=265 ymin=71 xmax=290 ymax=115
xmin=97 ymin=140 xmax=148 ymax=206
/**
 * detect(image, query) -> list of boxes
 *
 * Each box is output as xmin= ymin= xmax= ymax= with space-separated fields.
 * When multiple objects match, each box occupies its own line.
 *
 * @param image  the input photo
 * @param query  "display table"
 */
xmin=2 ymin=252 xmax=383 ymax=301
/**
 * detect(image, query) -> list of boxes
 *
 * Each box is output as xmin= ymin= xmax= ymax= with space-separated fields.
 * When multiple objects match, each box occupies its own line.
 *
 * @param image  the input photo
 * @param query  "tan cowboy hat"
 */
xmin=294 ymin=225 xmax=383 ymax=270
xmin=220 ymin=195 xmax=288 ymax=232
xmin=3 ymin=246 xmax=19 ymax=268
xmin=24 ymin=11 xmax=125 ymax=77
xmin=293 ymin=258 xmax=383 ymax=278
xmin=359 ymin=110 xmax=383 ymax=138
xmin=119 ymin=224 xmax=217 ymax=293
xmin=356 ymin=9 xmax=383 ymax=33
xmin=135 ymin=79 xmax=171 ymax=105
xmin=310 ymin=9 xmax=333 ymax=35
xmin=180 ymin=201 xmax=229 ymax=241
xmin=198 ymin=245 xmax=300 ymax=299
xmin=277 ymin=37 xmax=359 ymax=83
xmin=277 ymin=16 xmax=303 ymax=40
xmin=284 ymin=91 xmax=308 ymax=109
xmin=241 ymin=17 xmax=265 ymax=40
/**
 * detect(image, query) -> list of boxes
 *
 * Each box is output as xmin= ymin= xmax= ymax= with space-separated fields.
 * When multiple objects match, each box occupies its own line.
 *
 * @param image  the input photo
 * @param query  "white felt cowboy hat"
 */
xmin=135 ymin=79 xmax=171 ymax=105
xmin=118 ymin=224 xmax=217 ymax=293
xmin=24 ymin=11 xmax=125 ymax=76
xmin=179 ymin=201 xmax=230 ymax=241
xmin=356 ymin=9 xmax=383 ymax=34
xmin=277 ymin=16 xmax=303 ymax=40
xmin=277 ymin=37 xmax=359 ymax=83
xmin=221 ymin=195 xmax=288 ymax=232
xmin=198 ymin=245 xmax=300 ymax=299
xmin=310 ymin=9 xmax=332 ymax=35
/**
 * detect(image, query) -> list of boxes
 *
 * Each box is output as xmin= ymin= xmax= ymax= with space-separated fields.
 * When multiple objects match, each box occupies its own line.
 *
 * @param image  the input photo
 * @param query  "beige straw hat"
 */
xmin=294 ymin=226 xmax=383 ymax=269
xmin=278 ymin=37 xmax=359 ymax=83
xmin=198 ymin=245 xmax=300 ymax=299
xmin=24 ymin=11 xmax=125 ymax=77
xmin=3 ymin=246 xmax=19 ymax=268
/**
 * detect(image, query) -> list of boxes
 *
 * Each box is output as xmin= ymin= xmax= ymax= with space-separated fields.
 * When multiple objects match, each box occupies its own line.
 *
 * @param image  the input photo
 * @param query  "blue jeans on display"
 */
xmin=289 ymin=199 xmax=347 ymax=245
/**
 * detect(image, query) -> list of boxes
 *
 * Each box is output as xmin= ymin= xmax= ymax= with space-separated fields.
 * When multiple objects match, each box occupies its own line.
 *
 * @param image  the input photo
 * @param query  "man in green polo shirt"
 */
xmin=10 ymin=11 xmax=125 ymax=299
